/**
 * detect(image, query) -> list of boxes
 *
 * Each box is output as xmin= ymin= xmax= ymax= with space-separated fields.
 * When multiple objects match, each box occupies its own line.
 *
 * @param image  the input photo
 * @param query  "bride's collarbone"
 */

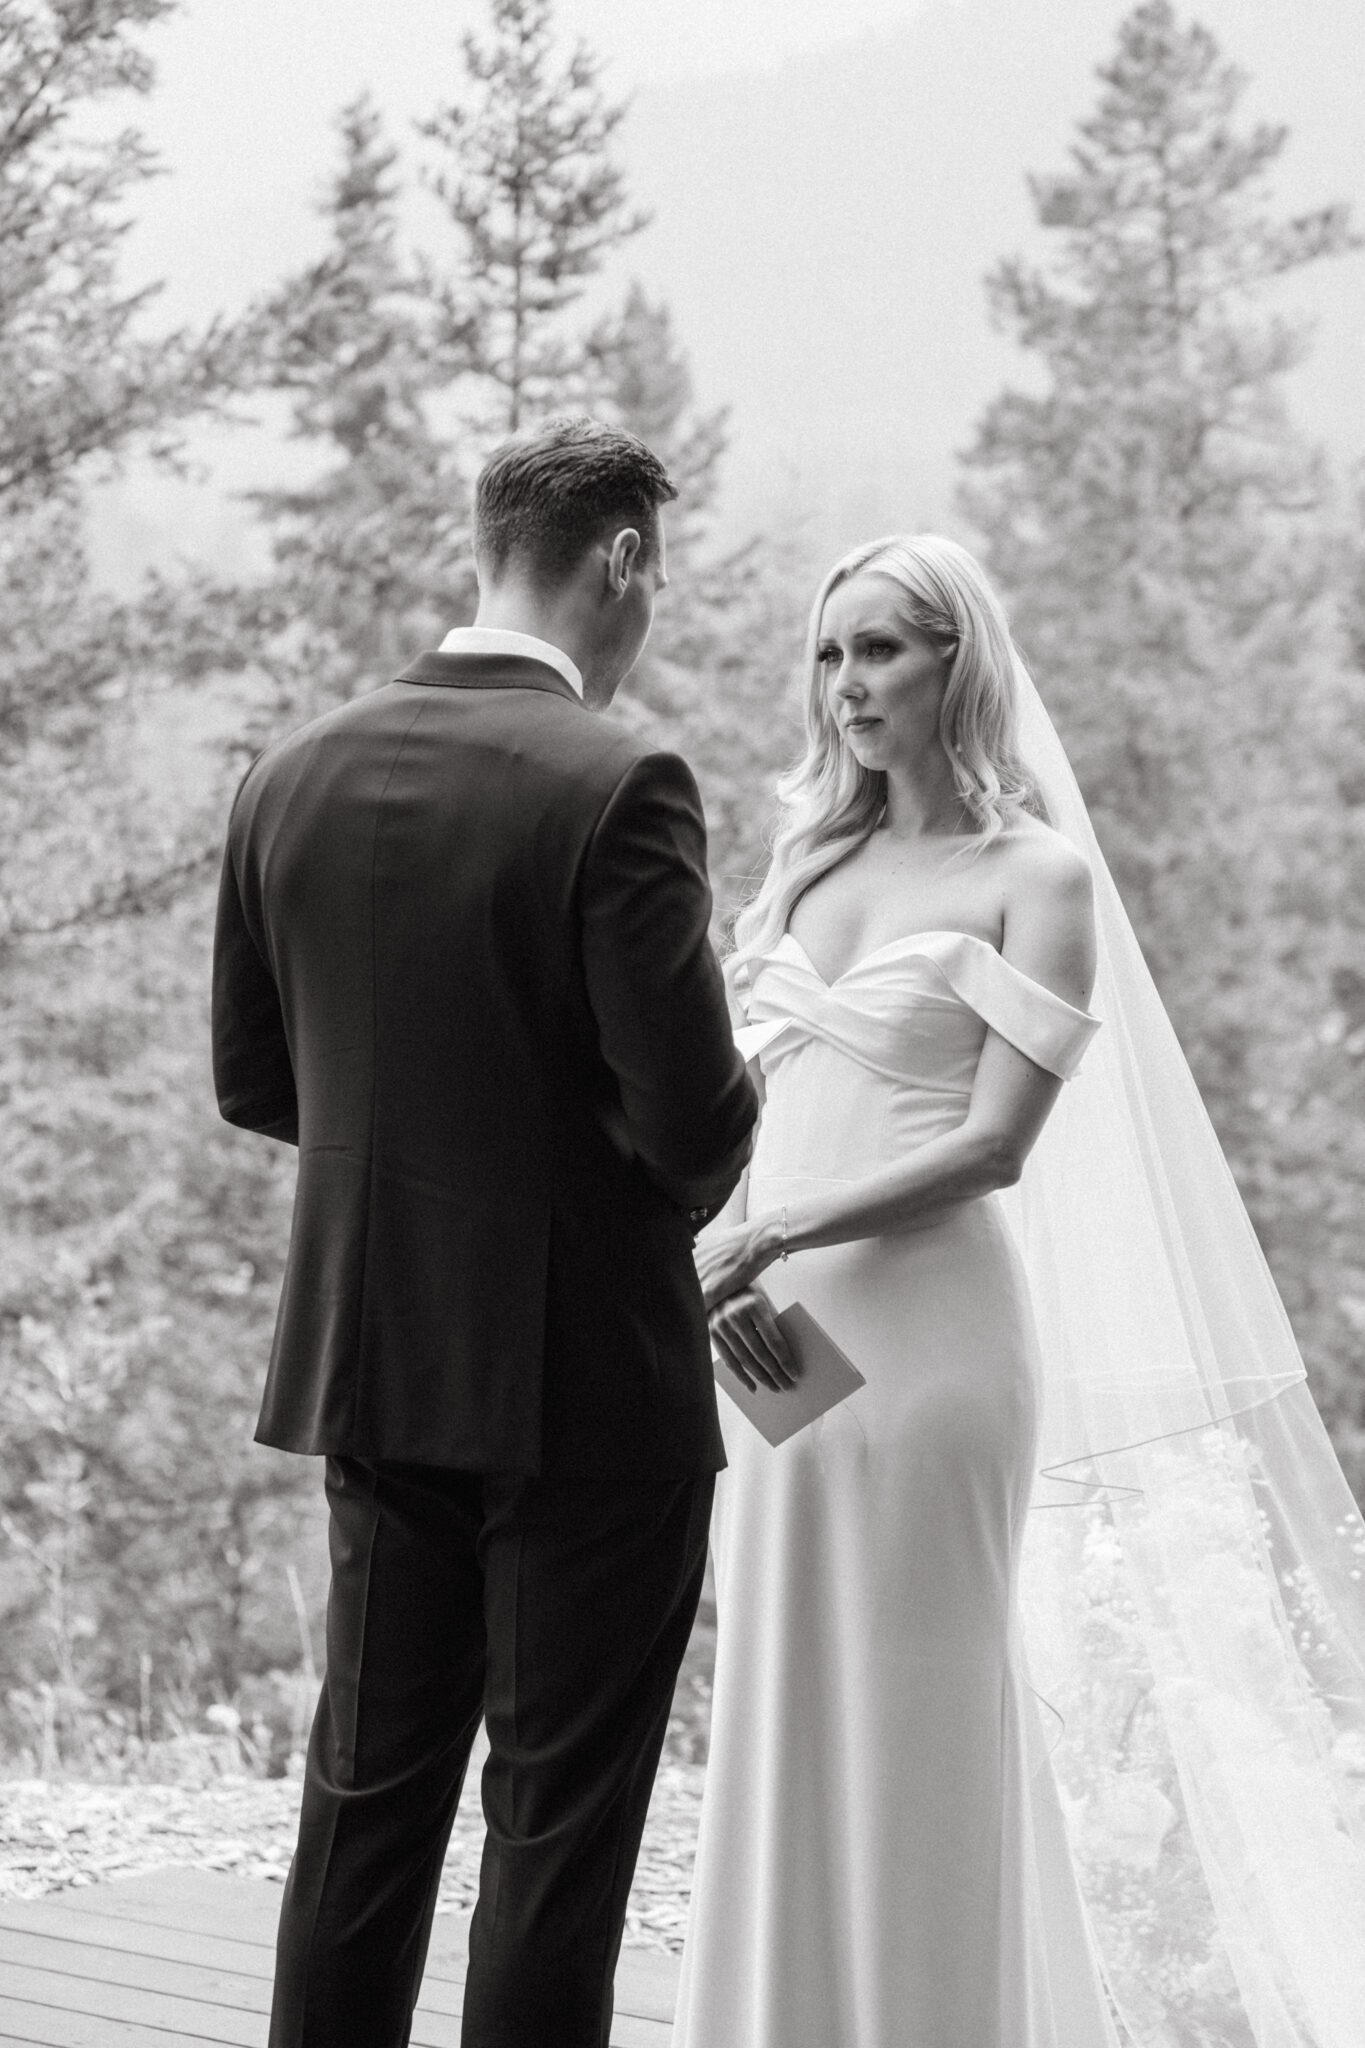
xmin=789 ymin=879 xmax=1005 ymax=978
xmin=788 ymin=829 xmax=1024 ymax=975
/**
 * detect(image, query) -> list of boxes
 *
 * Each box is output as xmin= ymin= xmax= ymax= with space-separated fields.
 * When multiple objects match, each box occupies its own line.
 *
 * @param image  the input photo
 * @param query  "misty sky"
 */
xmin=94 ymin=0 xmax=1365 ymax=585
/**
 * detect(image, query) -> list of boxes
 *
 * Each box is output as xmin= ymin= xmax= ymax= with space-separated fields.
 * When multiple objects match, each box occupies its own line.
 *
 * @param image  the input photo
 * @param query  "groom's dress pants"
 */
xmin=268 ymin=1457 xmax=714 ymax=2048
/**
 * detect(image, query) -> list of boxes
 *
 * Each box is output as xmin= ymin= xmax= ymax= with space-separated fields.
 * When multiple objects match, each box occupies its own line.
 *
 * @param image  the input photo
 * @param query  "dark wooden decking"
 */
xmin=0 ymin=1867 xmax=678 ymax=2044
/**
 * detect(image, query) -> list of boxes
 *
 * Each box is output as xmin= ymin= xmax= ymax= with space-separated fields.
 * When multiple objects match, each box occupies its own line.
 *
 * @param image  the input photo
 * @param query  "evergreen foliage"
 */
xmin=581 ymin=282 xmax=729 ymax=561
xmin=0 ymin=3 xmax=317 ymax=1771
xmin=0 ymin=0 xmax=248 ymax=753
xmin=245 ymin=93 xmax=475 ymax=701
xmin=960 ymin=0 xmax=1365 ymax=1486
xmin=420 ymin=0 xmax=647 ymax=433
xmin=0 ymin=0 xmax=244 ymax=520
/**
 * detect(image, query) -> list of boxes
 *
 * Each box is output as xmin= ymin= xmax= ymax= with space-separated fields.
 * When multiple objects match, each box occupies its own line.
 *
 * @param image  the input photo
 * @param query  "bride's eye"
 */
xmin=863 ymin=639 xmax=896 ymax=658
xmin=817 ymin=645 xmax=841 ymax=667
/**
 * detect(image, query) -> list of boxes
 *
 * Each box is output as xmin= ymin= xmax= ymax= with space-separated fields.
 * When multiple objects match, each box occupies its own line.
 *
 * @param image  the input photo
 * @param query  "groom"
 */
xmin=211 ymin=415 xmax=757 ymax=2048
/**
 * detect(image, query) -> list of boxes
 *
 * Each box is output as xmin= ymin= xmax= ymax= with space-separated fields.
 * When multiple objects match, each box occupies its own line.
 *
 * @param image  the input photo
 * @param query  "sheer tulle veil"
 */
xmin=1004 ymin=647 xmax=1365 ymax=2042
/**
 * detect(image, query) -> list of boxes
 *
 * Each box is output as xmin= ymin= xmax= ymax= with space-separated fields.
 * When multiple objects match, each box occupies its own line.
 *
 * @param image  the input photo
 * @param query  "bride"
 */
xmin=673 ymin=535 xmax=1365 ymax=2048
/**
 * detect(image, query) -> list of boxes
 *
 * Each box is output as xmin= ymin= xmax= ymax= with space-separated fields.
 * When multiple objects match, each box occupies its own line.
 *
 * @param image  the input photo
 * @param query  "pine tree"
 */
xmin=0 ymin=0 xmax=243 ymax=515
xmin=420 ymin=0 xmax=647 ymax=432
xmin=0 ymin=7 xmax=321 ymax=1762
xmin=0 ymin=0 xmax=246 ymax=748
xmin=582 ymin=282 xmax=728 ymax=560
xmin=959 ymin=0 xmax=1364 ymax=1490
xmin=961 ymin=0 xmax=1356 ymax=867
xmin=409 ymin=0 xmax=802 ymax=890
xmin=0 ymin=0 xmax=270 ymax=944
xmin=0 ymin=0 xmax=260 ymax=936
xmin=573 ymin=278 xmax=806 ymax=902
xmin=959 ymin=0 xmax=1357 ymax=1046
xmin=247 ymin=94 xmax=475 ymax=698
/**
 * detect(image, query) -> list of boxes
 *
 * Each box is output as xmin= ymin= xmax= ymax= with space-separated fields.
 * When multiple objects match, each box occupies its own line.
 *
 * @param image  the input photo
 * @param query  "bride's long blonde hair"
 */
xmin=727 ymin=533 xmax=1050 ymax=1000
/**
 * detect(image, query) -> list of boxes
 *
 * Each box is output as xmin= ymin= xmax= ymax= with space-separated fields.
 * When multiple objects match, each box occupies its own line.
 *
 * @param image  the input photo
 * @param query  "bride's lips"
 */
xmin=845 ymin=716 xmax=881 ymax=732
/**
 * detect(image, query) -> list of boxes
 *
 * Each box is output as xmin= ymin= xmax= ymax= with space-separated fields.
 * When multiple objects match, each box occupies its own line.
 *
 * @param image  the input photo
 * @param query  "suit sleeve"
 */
xmin=211 ymin=779 xmax=299 ymax=1146
xmin=579 ymin=749 xmax=758 ymax=1221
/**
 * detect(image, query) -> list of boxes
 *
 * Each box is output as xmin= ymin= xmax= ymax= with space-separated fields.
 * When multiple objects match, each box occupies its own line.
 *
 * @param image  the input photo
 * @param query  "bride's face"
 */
xmin=816 ymin=573 xmax=951 ymax=771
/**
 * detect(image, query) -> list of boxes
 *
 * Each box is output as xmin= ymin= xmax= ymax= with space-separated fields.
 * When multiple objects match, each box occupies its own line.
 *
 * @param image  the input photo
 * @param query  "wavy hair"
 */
xmin=727 ymin=533 xmax=1050 ymax=1001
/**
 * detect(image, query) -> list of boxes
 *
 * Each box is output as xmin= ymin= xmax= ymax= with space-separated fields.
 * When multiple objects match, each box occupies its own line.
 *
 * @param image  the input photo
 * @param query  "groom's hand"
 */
xmin=709 ymin=1285 xmax=798 ymax=1394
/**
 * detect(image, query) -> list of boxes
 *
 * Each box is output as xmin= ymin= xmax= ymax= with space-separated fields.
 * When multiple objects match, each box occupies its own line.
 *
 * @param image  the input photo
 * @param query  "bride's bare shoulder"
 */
xmin=999 ymin=814 xmax=1092 ymax=893
xmin=992 ymin=819 xmax=1096 ymax=1008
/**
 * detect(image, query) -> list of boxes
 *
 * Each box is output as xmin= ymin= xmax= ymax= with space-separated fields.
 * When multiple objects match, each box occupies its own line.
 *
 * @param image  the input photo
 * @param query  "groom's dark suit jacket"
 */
xmin=211 ymin=650 xmax=756 ymax=1477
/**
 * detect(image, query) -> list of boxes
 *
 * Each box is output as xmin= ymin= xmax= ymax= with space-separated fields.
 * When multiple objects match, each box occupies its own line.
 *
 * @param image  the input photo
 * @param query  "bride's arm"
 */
xmin=697 ymin=841 xmax=1095 ymax=1300
xmin=695 ymin=983 xmax=804 ymax=1392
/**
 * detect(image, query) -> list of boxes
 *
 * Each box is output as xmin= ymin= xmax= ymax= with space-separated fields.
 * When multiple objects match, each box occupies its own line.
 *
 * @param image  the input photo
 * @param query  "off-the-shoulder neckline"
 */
xmin=779 ymin=925 xmax=997 ymax=987
xmin=774 ymin=928 xmax=1096 ymax=1022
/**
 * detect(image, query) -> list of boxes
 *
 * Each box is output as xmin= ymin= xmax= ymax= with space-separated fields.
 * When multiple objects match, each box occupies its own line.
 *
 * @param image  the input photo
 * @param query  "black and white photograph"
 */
xmin=2 ymin=2 xmax=1364 ymax=2043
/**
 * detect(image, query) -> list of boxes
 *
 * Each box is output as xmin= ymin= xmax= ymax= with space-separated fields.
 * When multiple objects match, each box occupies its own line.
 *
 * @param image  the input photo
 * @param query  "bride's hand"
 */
xmin=695 ymin=1220 xmax=797 ymax=1393
xmin=709 ymin=1285 xmax=798 ymax=1394
xmin=693 ymin=1219 xmax=781 ymax=1312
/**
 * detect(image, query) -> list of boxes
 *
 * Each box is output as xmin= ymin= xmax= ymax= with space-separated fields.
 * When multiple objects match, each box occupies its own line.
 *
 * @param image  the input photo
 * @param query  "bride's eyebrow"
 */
xmin=818 ymin=623 xmax=902 ymax=647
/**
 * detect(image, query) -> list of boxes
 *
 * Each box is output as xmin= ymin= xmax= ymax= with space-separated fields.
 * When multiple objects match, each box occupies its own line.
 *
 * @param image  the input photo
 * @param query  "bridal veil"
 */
xmin=1005 ymin=651 xmax=1365 ymax=2044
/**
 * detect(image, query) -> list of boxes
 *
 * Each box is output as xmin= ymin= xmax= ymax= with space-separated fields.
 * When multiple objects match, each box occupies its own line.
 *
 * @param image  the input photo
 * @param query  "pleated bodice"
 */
xmin=736 ymin=928 xmax=1101 ymax=1181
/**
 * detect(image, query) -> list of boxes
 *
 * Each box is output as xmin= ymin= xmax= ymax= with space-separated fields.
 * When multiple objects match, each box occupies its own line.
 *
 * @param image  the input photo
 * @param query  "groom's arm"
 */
xmin=579 ymin=749 xmax=757 ymax=1222
xmin=211 ymin=790 xmax=299 ymax=1147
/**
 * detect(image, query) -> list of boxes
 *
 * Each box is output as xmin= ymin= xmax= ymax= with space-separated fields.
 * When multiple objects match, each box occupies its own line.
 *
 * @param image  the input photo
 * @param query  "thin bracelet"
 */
xmin=779 ymin=1203 xmax=790 ymax=1261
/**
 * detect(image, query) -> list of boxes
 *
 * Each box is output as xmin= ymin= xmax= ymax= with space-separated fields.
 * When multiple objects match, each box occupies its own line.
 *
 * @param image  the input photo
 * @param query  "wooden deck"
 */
xmin=0 ymin=1867 xmax=678 ymax=2045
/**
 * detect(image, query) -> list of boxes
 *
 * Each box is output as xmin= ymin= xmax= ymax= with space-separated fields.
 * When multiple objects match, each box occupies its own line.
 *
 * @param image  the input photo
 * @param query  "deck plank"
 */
xmin=0 ymin=1965 xmax=263 ymax=2046
xmin=0 ymin=1925 xmax=270 ymax=2007
xmin=0 ymin=1928 xmax=271 ymax=2004
xmin=0 ymin=1993 xmax=197 ymax=2046
xmin=0 ymin=1902 xmax=276 ymax=1980
xmin=0 ymin=1870 xmax=676 ymax=2045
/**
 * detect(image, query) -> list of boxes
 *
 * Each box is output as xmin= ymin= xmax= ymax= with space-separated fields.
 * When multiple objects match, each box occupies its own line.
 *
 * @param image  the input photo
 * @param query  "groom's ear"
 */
xmin=604 ymin=526 xmax=643 ymax=596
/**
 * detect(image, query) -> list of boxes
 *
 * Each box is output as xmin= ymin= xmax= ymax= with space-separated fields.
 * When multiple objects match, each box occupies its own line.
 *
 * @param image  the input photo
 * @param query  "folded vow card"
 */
xmin=714 ymin=1299 xmax=866 ymax=1448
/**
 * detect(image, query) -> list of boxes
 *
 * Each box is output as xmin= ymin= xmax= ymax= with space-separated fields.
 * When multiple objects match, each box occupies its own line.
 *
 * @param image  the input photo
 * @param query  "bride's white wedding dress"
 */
xmin=673 ymin=925 xmax=1120 ymax=2048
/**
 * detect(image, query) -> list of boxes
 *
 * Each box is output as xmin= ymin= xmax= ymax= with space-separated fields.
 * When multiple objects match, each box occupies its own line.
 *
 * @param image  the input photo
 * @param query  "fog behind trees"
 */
xmin=89 ymin=0 xmax=1365 ymax=581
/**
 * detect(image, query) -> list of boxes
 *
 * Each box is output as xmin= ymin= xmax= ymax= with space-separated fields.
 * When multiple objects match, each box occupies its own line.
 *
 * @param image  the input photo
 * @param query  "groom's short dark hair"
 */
xmin=474 ymin=415 xmax=678 ymax=586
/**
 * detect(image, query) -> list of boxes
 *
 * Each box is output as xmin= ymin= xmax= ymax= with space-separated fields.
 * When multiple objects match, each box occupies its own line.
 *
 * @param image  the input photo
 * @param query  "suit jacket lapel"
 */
xmin=396 ymin=651 xmax=582 ymax=705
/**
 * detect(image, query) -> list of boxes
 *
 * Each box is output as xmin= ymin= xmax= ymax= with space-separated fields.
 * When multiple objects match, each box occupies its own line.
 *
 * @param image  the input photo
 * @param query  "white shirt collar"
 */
xmin=438 ymin=626 xmax=583 ymax=700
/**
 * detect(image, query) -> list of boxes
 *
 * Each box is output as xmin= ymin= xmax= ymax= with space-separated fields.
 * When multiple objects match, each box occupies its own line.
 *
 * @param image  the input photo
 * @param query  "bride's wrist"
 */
xmin=750 ymin=1211 xmax=791 ymax=1271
